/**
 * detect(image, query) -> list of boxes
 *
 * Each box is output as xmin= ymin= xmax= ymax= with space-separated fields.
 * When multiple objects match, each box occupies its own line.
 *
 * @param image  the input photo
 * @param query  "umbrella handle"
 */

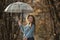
xmin=22 ymin=12 xmax=24 ymax=24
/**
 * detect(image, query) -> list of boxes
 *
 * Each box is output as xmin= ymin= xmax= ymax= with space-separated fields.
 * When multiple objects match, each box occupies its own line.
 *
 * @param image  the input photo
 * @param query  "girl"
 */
xmin=18 ymin=15 xmax=35 ymax=40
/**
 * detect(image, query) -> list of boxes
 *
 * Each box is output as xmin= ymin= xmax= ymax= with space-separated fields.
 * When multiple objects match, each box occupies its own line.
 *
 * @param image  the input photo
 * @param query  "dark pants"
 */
xmin=27 ymin=37 xmax=34 ymax=40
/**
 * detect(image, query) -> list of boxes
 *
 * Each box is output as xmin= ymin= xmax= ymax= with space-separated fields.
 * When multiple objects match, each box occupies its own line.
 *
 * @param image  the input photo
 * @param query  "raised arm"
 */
xmin=18 ymin=20 xmax=24 ymax=32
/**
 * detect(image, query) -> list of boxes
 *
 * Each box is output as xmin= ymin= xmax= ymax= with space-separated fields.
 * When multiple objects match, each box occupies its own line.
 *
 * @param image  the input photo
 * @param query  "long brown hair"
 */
xmin=27 ymin=15 xmax=35 ymax=26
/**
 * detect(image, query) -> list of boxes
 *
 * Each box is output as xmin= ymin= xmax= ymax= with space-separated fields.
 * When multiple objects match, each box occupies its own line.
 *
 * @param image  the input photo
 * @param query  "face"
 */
xmin=28 ymin=16 xmax=33 ymax=23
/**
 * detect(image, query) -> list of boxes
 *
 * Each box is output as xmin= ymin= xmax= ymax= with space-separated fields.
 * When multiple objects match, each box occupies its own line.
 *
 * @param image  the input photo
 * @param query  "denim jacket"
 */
xmin=19 ymin=24 xmax=34 ymax=38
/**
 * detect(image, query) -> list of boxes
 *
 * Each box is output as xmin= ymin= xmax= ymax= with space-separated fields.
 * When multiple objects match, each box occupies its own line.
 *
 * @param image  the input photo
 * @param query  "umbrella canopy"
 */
xmin=4 ymin=2 xmax=33 ymax=13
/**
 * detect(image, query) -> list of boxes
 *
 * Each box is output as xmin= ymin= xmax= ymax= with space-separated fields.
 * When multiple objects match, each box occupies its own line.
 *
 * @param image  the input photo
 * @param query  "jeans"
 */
xmin=27 ymin=37 xmax=34 ymax=40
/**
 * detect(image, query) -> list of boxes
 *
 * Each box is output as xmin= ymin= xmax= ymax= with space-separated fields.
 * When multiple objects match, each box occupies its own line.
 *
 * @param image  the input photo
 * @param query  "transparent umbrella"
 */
xmin=4 ymin=2 xmax=34 ymax=22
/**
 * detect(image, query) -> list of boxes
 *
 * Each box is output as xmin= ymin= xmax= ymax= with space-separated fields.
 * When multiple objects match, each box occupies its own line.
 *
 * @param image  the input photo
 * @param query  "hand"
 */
xmin=18 ymin=20 xmax=21 ymax=26
xmin=23 ymin=37 xmax=27 ymax=40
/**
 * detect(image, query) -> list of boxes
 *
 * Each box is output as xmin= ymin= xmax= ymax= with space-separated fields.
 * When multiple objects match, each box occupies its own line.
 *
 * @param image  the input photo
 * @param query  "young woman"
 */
xmin=18 ymin=15 xmax=35 ymax=40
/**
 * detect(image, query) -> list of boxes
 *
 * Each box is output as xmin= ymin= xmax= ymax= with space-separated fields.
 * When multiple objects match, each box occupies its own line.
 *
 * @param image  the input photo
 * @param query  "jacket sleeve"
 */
xmin=19 ymin=25 xmax=24 ymax=32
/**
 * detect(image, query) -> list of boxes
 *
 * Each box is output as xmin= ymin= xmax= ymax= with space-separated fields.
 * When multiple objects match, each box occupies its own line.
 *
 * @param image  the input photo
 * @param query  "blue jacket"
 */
xmin=19 ymin=24 xmax=34 ymax=38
